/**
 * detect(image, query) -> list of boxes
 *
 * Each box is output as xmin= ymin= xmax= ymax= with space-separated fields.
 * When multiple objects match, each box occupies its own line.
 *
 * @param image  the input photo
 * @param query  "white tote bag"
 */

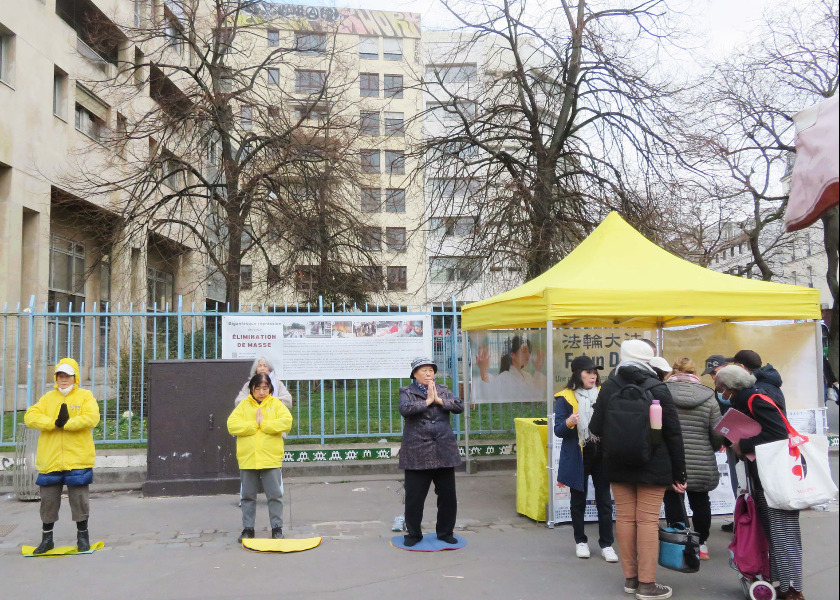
xmin=750 ymin=394 xmax=838 ymax=510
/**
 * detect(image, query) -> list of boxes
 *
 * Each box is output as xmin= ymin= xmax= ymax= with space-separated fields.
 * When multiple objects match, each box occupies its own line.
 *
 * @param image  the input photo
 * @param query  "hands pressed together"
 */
xmin=55 ymin=403 xmax=70 ymax=428
xmin=425 ymin=383 xmax=444 ymax=407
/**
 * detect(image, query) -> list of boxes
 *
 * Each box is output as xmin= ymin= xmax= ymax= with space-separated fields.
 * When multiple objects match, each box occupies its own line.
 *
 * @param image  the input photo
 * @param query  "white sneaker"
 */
xmin=575 ymin=542 xmax=591 ymax=558
xmin=601 ymin=546 xmax=619 ymax=562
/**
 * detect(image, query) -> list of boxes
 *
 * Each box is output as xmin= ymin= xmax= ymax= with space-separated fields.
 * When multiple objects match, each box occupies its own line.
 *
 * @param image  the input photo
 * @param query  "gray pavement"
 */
xmin=0 ymin=465 xmax=838 ymax=600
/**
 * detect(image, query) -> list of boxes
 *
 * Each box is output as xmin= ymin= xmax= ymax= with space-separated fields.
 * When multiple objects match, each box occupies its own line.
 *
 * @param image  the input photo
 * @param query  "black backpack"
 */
xmin=602 ymin=378 xmax=662 ymax=466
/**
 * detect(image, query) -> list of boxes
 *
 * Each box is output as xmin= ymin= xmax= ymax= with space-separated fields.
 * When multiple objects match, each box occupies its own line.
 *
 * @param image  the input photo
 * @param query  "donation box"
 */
xmin=143 ymin=359 xmax=252 ymax=496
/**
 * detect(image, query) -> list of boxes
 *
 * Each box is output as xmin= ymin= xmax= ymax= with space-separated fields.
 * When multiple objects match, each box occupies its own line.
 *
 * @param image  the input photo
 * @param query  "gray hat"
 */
xmin=410 ymin=357 xmax=437 ymax=378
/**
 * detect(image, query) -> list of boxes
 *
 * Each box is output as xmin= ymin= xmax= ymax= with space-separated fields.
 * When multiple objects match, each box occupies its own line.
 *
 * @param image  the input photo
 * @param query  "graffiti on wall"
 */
xmin=240 ymin=3 xmax=421 ymax=38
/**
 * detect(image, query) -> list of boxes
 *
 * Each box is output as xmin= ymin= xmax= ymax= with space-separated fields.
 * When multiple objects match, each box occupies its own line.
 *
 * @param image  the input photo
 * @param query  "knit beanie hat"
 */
xmin=620 ymin=339 xmax=654 ymax=364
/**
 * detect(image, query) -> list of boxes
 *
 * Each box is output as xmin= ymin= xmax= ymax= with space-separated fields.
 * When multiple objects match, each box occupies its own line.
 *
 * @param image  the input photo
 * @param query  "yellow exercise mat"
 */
xmin=242 ymin=537 xmax=322 ymax=553
xmin=22 ymin=541 xmax=105 ymax=557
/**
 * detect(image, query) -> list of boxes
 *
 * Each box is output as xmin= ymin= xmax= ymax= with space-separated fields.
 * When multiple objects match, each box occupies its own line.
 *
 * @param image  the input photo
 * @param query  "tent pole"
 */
xmin=546 ymin=320 xmax=555 ymax=528
xmin=815 ymin=320 xmax=826 ymax=433
xmin=463 ymin=330 xmax=473 ymax=474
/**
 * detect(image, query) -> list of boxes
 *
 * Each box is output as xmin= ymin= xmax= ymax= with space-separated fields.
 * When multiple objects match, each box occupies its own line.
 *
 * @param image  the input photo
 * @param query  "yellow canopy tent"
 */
xmin=461 ymin=212 xmax=821 ymax=330
xmin=459 ymin=212 xmax=821 ymax=526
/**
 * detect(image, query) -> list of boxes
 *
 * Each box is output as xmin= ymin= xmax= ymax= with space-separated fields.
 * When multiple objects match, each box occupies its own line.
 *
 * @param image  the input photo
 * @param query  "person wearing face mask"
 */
xmin=398 ymin=357 xmax=464 ymax=547
xmin=227 ymin=372 xmax=293 ymax=543
xmin=554 ymin=355 xmax=617 ymax=562
xmin=702 ymin=354 xmax=738 ymax=533
xmin=24 ymin=358 xmax=101 ymax=554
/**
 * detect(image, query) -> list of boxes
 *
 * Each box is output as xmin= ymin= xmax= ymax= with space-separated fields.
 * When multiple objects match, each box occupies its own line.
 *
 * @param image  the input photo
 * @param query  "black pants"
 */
xmin=663 ymin=489 xmax=711 ymax=544
xmin=404 ymin=467 xmax=457 ymax=540
xmin=569 ymin=458 xmax=614 ymax=548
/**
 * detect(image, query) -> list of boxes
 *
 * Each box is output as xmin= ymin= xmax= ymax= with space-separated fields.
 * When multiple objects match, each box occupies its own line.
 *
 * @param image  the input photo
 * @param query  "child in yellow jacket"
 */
xmin=227 ymin=372 xmax=293 ymax=542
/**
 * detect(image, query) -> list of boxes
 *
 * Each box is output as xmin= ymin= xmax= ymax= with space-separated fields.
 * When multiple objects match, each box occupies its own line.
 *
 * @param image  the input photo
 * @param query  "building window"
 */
xmin=385 ymin=227 xmax=406 ymax=251
xmin=295 ymin=69 xmax=326 ymax=93
xmin=268 ymin=265 xmax=284 ymax=287
xmin=117 ymin=113 xmax=128 ymax=157
xmin=75 ymin=104 xmax=103 ymax=141
xmin=360 ymin=72 xmax=379 ymax=97
xmin=359 ymin=36 xmax=378 ymax=59
xmin=385 ymin=188 xmax=405 ymax=212
xmin=430 ymin=256 xmax=481 ymax=283
xmin=49 ymin=234 xmax=86 ymax=309
xmin=384 ymin=74 xmax=403 ymax=98
xmin=387 ymin=266 xmax=407 ymax=290
xmin=730 ymin=246 xmax=735 ymax=257
xmin=296 ymin=32 xmax=326 ymax=54
xmin=361 ymin=227 xmax=382 ymax=252
xmin=267 ymin=68 xmax=280 ymax=85
xmin=360 ymin=266 xmax=383 ymax=291
xmin=360 ymin=149 xmax=380 ymax=173
xmin=147 ymin=266 xmax=174 ymax=309
xmin=361 ymin=187 xmax=381 ymax=212
xmin=0 ymin=27 xmax=12 ymax=84
xmin=164 ymin=13 xmax=184 ymax=54
xmin=385 ymin=150 xmax=405 ymax=174
xmin=383 ymin=38 xmax=402 ymax=61
xmin=53 ymin=69 xmax=68 ymax=119
xmin=425 ymin=64 xmax=477 ymax=83
xmin=384 ymin=112 xmax=404 ymax=136
xmin=431 ymin=216 xmax=477 ymax=238
xmin=240 ymin=264 xmax=252 ymax=290
xmin=792 ymin=271 xmax=798 ymax=285
xmin=161 ymin=151 xmax=183 ymax=190
xmin=268 ymin=106 xmax=280 ymax=120
xmin=267 ymin=29 xmax=279 ymax=47
xmin=294 ymin=265 xmax=315 ymax=292
xmin=241 ymin=105 xmax=252 ymax=129
xmin=808 ymin=266 xmax=813 ymax=287
xmin=294 ymin=105 xmax=328 ymax=122
xmin=806 ymin=234 xmax=812 ymax=256
xmin=360 ymin=111 xmax=380 ymax=135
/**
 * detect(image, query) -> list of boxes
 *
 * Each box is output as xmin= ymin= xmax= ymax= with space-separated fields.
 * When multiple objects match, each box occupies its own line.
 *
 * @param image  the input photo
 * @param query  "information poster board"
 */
xmin=221 ymin=315 xmax=433 ymax=380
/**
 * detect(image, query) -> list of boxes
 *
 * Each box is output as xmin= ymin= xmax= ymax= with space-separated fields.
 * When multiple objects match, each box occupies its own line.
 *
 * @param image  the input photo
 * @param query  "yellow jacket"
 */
xmin=227 ymin=394 xmax=293 ymax=470
xmin=24 ymin=358 xmax=101 ymax=473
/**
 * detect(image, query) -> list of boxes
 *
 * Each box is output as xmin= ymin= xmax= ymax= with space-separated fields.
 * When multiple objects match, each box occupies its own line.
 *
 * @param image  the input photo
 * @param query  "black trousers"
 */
xmin=663 ymin=489 xmax=711 ymax=544
xmin=569 ymin=458 xmax=614 ymax=548
xmin=404 ymin=467 xmax=457 ymax=540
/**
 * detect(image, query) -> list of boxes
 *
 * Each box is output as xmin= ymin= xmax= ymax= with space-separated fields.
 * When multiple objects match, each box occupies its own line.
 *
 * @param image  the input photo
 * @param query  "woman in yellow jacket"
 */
xmin=24 ymin=358 xmax=101 ymax=554
xmin=227 ymin=372 xmax=293 ymax=543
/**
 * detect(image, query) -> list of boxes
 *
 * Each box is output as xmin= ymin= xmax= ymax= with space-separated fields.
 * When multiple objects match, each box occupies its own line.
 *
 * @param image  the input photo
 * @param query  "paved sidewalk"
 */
xmin=0 ymin=469 xmax=837 ymax=600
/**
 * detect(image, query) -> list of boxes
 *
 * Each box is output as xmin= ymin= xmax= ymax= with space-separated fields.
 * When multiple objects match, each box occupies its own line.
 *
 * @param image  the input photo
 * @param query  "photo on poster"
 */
xmin=332 ymin=321 xmax=354 ymax=338
xmin=284 ymin=322 xmax=306 ymax=338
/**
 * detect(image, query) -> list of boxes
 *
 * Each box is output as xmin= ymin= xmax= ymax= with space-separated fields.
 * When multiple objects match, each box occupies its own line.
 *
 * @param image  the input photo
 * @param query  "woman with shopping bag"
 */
xmin=715 ymin=365 xmax=814 ymax=600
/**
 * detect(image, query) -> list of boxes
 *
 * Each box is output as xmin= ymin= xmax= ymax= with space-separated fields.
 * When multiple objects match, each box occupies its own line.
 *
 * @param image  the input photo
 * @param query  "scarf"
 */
xmin=574 ymin=386 xmax=599 ymax=446
xmin=616 ymin=359 xmax=656 ymax=375
xmin=416 ymin=382 xmax=428 ymax=393
xmin=668 ymin=372 xmax=702 ymax=384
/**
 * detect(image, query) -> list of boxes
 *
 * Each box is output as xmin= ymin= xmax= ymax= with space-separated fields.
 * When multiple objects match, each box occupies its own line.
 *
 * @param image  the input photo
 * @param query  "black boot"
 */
xmin=33 ymin=530 xmax=54 ymax=555
xmin=237 ymin=528 xmax=255 ymax=543
xmin=76 ymin=529 xmax=90 ymax=552
xmin=271 ymin=527 xmax=283 ymax=539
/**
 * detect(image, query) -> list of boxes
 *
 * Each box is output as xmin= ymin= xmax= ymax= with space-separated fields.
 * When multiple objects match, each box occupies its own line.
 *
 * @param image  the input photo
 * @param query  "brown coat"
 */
xmin=398 ymin=382 xmax=464 ymax=470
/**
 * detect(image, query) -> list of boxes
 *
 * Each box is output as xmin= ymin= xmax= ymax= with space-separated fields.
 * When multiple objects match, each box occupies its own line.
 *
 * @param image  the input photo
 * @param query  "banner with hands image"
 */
xmin=470 ymin=327 xmax=655 ymax=403
xmin=222 ymin=315 xmax=433 ymax=380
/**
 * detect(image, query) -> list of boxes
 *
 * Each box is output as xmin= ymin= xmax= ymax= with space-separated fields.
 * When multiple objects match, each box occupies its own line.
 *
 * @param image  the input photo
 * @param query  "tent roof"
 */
xmin=461 ymin=212 xmax=822 ymax=330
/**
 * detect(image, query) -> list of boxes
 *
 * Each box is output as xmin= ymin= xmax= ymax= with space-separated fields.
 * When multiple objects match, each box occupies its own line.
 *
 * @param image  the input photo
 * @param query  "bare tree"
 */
xmin=689 ymin=0 xmax=838 ymax=367
xmin=68 ymin=0 xmax=381 ymax=309
xmin=418 ymin=0 xmax=690 ymax=285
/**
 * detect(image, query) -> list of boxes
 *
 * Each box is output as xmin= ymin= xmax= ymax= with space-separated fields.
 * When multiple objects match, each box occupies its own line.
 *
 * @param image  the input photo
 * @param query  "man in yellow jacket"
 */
xmin=24 ymin=358 xmax=101 ymax=554
xmin=227 ymin=372 xmax=293 ymax=543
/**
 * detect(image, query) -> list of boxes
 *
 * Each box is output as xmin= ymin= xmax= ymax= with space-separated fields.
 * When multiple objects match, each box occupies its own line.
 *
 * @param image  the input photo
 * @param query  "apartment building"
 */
xmin=230 ymin=4 xmax=426 ymax=306
xmin=421 ymin=30 xmax=525 ymax=304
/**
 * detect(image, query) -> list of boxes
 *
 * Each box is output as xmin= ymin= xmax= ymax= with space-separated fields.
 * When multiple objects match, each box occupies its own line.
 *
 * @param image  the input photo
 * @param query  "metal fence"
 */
xmin=0 ymin=297 xmax=543 ymax=446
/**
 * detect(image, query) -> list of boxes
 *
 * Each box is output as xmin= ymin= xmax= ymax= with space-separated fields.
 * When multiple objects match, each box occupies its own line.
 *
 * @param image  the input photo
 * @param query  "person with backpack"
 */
xmin=662 ymin=357 xmax=724 ymax=561
xmin=715 ymin=365 xmax=805 ymax=600
xmin=590 ymin=340 xmax=687 ymax=600
xmin=554 ymin=355 xmax=618 ymax=562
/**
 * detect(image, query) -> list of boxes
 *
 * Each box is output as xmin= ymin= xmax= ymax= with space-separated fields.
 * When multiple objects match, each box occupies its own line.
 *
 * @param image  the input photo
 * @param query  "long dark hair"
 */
xmin=500 ymin=335 xmax=531 ymax=373
xmin=565 ymin=369 xmax=602 ymax=391
xmin=248 ymin=372 xmax=273 ymax=396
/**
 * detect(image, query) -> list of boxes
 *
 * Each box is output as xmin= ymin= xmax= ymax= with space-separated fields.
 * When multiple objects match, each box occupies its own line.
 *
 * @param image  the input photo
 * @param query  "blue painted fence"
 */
xmin=0 ymin=297 xmax=543 ymax=446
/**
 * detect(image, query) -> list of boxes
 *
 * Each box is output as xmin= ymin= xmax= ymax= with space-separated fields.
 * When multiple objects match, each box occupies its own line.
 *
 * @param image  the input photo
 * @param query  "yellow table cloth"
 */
xmin=515 ymin=417 xmax=548 ymax=521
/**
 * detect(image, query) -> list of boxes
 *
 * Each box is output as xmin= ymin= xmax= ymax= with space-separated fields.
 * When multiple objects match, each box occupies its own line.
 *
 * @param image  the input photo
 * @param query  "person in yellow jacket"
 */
xmin=24 ymin=358 xmax=101 ymax=554
xmin=227 ymin=372 xmax=293 ymax=543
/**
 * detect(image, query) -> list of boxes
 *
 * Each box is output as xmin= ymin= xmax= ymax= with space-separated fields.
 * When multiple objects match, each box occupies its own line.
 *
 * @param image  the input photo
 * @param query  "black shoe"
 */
xmin=76 ymin=529 xmax=90 ymax=552
xmin=721 ymin=521 xmax=734 ymax=533
xmin=237 ymin=528 xmax=255 ymax=543
xmin=403 ymin=535 xmax=422 ymax=547
xmin=271 ymin=527 xmax=283 ymax=539
xmin=33 ymin=530 xmax=54 ymax=555
xmin=437 ymin=534 xmax=458 ymax=544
